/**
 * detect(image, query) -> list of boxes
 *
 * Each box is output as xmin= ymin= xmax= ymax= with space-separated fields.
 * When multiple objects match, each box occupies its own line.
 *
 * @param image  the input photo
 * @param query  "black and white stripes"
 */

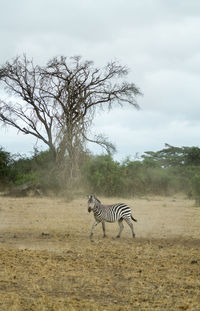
xmin=88 ymin=195 xmax=137 ymax=241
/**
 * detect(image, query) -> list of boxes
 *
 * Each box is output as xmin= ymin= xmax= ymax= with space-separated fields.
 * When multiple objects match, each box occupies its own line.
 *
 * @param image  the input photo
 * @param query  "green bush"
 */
xmin=14 ymin=172 xmax=40 ymax=186
xmin=83 ymin=155 xmax=124 ymax=196
xmin=0 ymin=147 xmax=15 ymax=188
xmin=192 ymin=174 xmax=200 ymax=206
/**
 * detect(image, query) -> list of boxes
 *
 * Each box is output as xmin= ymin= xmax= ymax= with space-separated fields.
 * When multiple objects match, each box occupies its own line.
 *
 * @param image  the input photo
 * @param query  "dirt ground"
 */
xmin=0 ymin=194 xmax=199 ymax=311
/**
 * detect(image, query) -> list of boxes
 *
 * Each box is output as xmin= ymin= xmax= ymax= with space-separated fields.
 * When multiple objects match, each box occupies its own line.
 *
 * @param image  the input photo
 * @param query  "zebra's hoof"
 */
xmin=116 ymin=235 xmax=120 ymax=238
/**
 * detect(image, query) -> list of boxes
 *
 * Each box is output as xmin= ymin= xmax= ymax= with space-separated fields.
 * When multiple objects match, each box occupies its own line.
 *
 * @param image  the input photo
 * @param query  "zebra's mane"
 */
xmin=94 ymin=196 xmax=101 ymax=204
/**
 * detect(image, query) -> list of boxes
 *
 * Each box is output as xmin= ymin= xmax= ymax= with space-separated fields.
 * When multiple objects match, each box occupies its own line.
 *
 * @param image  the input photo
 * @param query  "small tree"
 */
xmin=0 ymin=147 xmax=11 ymax=184
xmin=0 ymin=55 xmax=141 ymax=184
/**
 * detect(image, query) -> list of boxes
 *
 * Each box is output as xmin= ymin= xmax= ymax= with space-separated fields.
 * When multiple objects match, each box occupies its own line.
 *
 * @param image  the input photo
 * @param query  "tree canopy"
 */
xmin=142 ymin=144 xmax=200 ymax=167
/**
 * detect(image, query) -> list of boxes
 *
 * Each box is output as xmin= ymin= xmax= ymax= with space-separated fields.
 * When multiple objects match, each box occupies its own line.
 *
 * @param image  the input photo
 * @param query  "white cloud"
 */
xmin=141 ymin=70 xmax=200 ymax=120
xmin=0 ymin=127 xmax=44 ymax=156
xmin=89 ymin=107 xmax=200 ymax=160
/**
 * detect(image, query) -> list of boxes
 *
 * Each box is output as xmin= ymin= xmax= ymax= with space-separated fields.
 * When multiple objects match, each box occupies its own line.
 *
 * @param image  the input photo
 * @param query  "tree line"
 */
xmin=1 ymin=145 xmax=200 ymax=204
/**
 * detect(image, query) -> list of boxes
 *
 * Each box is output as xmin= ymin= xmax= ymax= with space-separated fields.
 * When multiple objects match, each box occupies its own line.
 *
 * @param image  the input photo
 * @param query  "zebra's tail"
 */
xmin=131 ymin=215 xmax=137 ymax=222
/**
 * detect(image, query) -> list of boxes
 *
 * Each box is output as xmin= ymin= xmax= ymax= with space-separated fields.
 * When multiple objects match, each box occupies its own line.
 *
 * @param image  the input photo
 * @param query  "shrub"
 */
xmin=83 ymin=155 xmax=124 ymax=196
xmin=192 ymin=174 xmax=200 ymax=206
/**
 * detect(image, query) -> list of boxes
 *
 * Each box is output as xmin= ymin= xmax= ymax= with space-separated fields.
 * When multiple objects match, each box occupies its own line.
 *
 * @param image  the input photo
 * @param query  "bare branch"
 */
xmin=84 ymin=133 xmax=117 ymax=155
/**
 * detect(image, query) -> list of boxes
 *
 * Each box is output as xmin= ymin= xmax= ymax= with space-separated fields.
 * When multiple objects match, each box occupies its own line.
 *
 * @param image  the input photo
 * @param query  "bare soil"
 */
xmin=0 ymin=195 xmax=199 ymax=310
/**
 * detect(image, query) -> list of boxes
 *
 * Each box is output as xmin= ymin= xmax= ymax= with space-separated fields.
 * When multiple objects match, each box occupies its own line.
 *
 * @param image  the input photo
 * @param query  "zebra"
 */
xmin=87 ymin=195 xmax=137 ymax=241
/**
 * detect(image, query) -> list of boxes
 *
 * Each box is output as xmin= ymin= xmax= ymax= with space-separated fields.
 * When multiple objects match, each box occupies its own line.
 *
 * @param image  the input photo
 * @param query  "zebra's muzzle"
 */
xmin=88 ymin=207 xmax=92 ymax=213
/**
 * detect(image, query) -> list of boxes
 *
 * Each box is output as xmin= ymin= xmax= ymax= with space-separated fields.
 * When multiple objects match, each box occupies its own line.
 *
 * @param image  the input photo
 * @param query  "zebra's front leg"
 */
xmin=116 ymin=219 xmax=124 ymax=238
xmin=90 ymin=220 xmax=100 ymax=241
xmin=102 ymin=221 xmax=107 ymax=238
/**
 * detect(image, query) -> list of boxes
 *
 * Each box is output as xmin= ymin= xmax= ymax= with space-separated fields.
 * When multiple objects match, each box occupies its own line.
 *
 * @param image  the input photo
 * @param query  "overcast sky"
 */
xmin=0 ymin=0 xmax=200 ymax=160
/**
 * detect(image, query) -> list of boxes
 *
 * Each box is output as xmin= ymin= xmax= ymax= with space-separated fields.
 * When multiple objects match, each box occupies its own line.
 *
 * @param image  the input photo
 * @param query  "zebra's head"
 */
xmin=88 ymin=195 xmax=101 ymax=212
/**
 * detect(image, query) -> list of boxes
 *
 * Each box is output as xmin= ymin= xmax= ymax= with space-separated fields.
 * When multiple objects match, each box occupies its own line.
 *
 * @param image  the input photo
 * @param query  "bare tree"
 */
xmin=0 ymin=55 xmax=141 ymax=181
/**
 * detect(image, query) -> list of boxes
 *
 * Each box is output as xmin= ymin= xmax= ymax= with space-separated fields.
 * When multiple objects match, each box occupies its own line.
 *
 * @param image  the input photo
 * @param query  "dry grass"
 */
xmin=0 ymin=195 xmax=199 ymax=310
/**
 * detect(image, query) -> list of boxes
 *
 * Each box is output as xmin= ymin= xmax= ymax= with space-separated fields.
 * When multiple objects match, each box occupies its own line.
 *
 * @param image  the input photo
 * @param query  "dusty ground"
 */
xmin=0 ymin=194 xmax=199 ymax=310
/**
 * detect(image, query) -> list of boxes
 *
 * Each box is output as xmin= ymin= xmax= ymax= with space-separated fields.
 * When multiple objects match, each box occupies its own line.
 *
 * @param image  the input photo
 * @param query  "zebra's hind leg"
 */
xmin=102 ymin=221 xmax=107 ymax=238
xmin=90 ymin=220 xmax=100 ymax=241
xmin=124 ymin=217 xmax=135 ymax=238
xmin=116 ymin=218 xmax=124 ymax=238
